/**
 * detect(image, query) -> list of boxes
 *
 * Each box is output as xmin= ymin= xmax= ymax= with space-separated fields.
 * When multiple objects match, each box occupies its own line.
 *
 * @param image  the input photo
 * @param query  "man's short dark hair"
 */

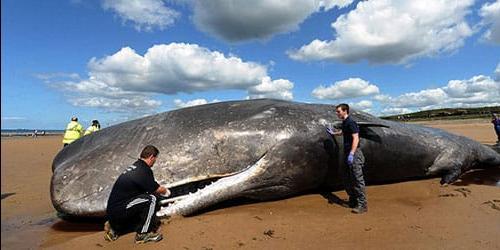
xmin=336 ymin=103 xmax=350 ymax=114
xmin=140 ymin=145 xmax=159 ymax=159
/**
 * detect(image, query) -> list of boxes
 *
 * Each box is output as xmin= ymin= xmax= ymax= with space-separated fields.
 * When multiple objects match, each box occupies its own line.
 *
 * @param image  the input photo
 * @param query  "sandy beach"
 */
xmin=2 ymin=119 xmax=499 ymax=249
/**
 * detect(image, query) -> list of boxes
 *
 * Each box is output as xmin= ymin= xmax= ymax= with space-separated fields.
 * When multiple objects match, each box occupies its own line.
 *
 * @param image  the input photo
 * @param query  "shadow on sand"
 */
xmin=1 ymin=192 xmax=16 ymax=200
xmin=50 ymin=215 xmax=105 ymax=232
xmin=319 ymin=192 xmax=349 ymax=208
xmin=453 ymin=168 xmax=500 ymax=187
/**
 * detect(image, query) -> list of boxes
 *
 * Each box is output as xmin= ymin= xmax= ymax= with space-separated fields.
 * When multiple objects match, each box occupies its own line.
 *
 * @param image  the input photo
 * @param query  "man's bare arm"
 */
xmin=350 ymin=133 xmax=359 ymax=154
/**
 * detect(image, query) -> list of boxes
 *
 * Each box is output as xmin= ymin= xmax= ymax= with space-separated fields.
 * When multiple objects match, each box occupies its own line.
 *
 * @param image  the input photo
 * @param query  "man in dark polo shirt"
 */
xmin=104 ymin=145 xmax=170 ymax=243
xmin=328 ymin=103 xmax=367 ymax=214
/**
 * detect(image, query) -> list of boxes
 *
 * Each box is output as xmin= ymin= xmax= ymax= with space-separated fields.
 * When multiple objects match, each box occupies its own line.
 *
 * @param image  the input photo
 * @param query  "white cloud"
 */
xmin=40 ymin=72 xmax=161 ymax=114
xmin=312 ymin=78 xmax=379 ymax=100
xmin=174 ymin=98 xmax=207 ymax=108
xmin=173 ymin=98 xmax=221 ymax=109
xmin=35 ymin=72 xmax=80 ymax=81
xmin=495 ymin=63 xmax=500 ymax=81
xmin=71 ymin=96 xmax=161 ymax=113
xmin=247 ymin=77 xmax=294 ymax=100
xmin=479 ymin=0 xmax=500 ymax=44
xmin=1 ymin=116 xmax=27 ymax=121
xmin=318 ymin=0 xmax=354 ymax=10
xmin=87 ymin=44 xmax=268 ymax=94
xmin=380 ymin=107 xmax=412 ymax=116
xmin=289 ymin=0 xmax=475 ymax=64
xmin=443 ymin=75 xmax=498 ymax=99
xmin=101 ymin=0 xmax=179 ymax=31
xmin=51 ymin=43 xmax=293 ymax=114
xmin=351 ymin=100 xmax=373 ymax=112
xmin=376 ymin=74 xmax=500 ymax=112
xmin=373 ymin=94 xmax=391 ymax=102
xmin=390 ymin=88 xmax=447 ymax=109
xmin=192 ymin=0 xmax=354 ymax=42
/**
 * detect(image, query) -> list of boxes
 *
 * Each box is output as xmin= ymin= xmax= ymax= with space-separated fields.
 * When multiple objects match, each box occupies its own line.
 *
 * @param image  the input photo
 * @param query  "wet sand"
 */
xmin=2 ymin=120 xmax=499 ymax=249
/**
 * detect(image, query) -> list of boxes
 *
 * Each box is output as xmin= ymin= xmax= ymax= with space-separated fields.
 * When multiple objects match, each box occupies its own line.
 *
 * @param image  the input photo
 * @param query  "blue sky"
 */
xmin=2 ymin=0 xmax=500 ymax=129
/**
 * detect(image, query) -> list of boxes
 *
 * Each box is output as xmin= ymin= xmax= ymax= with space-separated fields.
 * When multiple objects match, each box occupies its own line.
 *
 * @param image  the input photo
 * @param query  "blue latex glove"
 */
xmin=347 ymin=153 xmax=354 ymax=165
xmin=325 ymin=126 xmax=334 ymax=135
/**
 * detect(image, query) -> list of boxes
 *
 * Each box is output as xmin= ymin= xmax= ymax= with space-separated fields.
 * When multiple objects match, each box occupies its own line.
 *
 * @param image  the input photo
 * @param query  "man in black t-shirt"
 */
xmin=328 ymin=103 xmax=367 ymax=214
xmin=104 ymin=145 xmax=171 ymax=244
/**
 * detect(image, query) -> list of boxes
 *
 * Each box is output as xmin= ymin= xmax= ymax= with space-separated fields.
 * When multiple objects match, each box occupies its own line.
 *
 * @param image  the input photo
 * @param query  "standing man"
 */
xmin=492 ymin=113 xmax=500 ymax=145
xmin=62 ymin=116 xmax=83 ymax=146
xmin=105 ymin=145 xmax=170 ymax=244
xmin=328 ymin=104 xmax=367 ymax=214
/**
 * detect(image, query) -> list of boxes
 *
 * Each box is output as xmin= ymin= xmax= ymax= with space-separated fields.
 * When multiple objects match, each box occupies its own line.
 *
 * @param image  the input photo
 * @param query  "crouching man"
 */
xmin=104 ymin=145 xmax=170 ymax=244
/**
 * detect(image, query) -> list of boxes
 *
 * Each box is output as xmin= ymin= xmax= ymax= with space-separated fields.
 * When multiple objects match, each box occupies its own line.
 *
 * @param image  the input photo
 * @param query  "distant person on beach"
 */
xmin=84 ymin=120 xmax=101 ymax=136
xmin=492 ymin=113 xmax=500 ymax=144
xmin=62 ymin=116 xmax=83 ymax=147
xmin=32 ymin=130 xmax=38 ymax=138
xmin=326 ymin=103 xmax=367 ymax=214
xmin=105 ymin=145 xmax=170 ymax=244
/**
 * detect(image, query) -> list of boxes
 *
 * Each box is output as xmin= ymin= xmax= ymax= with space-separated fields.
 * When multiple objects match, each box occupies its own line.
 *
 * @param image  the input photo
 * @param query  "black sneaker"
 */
xmin=348 ymin=198 xmax=357 ymax=208
xmin=104 ymin=221 xmax=119 ymax=242
xmin=135 ymin=232 xmax=163 ymax=244
xmin=351 ymin=206 xmax=368 ymax=214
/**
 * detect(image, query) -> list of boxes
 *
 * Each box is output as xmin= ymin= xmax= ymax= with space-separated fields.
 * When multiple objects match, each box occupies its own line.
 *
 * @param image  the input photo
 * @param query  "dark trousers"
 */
xmin=495 ymin=125 xmax=500 ymax=142
xmin=108 ymin=194 xmax=161 ymax=235
xmin=340 ymin=149 xmax=367 ymax=207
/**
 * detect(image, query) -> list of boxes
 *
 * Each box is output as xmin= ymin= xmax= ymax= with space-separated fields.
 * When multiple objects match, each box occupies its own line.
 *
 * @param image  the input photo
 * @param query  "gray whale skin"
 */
xmin=51 ymin=99 xmax=500 ymax=218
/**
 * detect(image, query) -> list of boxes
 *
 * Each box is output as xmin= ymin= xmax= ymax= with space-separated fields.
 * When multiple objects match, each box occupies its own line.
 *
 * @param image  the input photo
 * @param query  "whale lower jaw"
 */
xmin=157 ymin=153 xmax=268 ymax=217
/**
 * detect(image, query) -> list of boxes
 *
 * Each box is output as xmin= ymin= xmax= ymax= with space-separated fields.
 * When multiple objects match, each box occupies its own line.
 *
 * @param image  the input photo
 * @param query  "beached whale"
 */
xmin=50 ymin=99 xmax=500 ymax=218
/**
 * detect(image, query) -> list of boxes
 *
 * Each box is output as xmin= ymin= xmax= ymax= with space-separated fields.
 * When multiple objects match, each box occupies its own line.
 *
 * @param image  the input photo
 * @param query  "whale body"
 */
xmin=50 ymin=99 xmax=500 ymax=217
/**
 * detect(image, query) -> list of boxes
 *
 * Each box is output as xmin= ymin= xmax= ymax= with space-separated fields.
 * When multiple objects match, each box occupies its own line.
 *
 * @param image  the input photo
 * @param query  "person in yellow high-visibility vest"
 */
xmin=84 ymin=120 xmax=101 ymax=136
xmin=63 ymin=116 xmax=83 ymax=147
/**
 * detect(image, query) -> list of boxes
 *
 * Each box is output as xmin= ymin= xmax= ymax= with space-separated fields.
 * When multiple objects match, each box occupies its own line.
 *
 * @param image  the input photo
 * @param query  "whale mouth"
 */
xmin=156 ymin=152 xmax=269 ymax=217
xmin=158 ymin=176 xmax=226 ymax=206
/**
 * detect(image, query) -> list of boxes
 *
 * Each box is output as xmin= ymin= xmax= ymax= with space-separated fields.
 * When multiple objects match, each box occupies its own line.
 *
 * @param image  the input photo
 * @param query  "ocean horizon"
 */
xmin=1 ymin=129 xmax=64 ymax=136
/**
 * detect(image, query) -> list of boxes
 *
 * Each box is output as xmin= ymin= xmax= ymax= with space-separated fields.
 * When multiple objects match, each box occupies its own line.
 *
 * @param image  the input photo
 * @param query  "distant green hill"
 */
xmin=381 ymin=106 xmax=500 ymax=121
